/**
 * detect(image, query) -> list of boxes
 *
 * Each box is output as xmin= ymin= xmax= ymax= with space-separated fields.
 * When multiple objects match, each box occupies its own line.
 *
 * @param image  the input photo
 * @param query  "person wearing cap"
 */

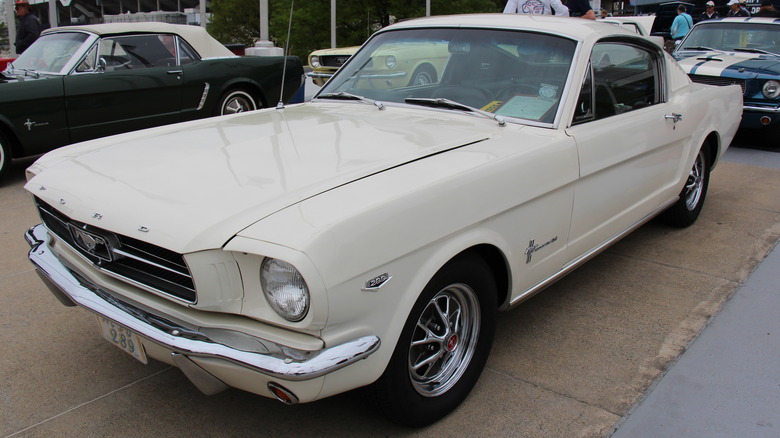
xmin=671 ymin=4 xmax=694 ymax=41
xmin=755 ymin=0 xmax=780 ymax=17
xmin=727 ymin=0 xmax=750 ymax=16
xmin=503 ymin=0 xmax=570 ymax=17
xmin=14 ymin=0 xmax=42 ymax=54
xmin=700 ymin=1 xmax=721 ymax=20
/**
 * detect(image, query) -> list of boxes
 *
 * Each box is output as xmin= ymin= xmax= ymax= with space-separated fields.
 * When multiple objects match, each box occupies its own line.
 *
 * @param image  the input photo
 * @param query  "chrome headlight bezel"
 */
xmin=762 ymin=80 xmax=780 ymax=99
xmin=384 ymin=55 xmax=397 ymax=69
xmin=310 ymin=55 xmax=320 ymax=68
xmin=260 ymin=258 xmax=310 ymax=322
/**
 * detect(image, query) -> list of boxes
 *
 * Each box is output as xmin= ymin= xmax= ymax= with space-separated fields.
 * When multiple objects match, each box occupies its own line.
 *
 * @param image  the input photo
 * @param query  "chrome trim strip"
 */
xmin=26 ymin=224 xmax=380 ymax=381
xmin=743 ymin=105 xmax=780 ymax=114
xmin=196 ymin=82 xmax=210 ymax=111
xmin=305 ymin=72 xmax=334 ymax=79
xmin=507 ymin=199 xmax=677 ymax=309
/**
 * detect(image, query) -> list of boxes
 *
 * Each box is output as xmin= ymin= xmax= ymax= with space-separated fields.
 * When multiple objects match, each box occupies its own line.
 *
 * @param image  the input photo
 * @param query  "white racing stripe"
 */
xmin=676 ymin=51 xmax=762 ymax=76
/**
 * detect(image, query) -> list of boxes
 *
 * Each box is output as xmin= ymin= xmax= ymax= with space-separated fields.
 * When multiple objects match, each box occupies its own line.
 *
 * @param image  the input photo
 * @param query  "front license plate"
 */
xmin=96 ymin=316 xmax=148 ymax=364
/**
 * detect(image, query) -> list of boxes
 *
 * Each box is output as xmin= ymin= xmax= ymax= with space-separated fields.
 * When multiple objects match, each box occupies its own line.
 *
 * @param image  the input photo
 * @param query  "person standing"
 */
xmin=754 ymin=0 xmax=780 ymax=17
xmin=670 ymin=4 xmax=694 ymax=42
xmin=14 ymin=0 xmax=41 ymax=54
xmin=503 ymin=0 xmax=569 ymax=17
xmin=568 ymin=0 xmax=597 ymax=19
xmin=727 ymin=0 xmax=750 ymax=16
xmin=700 ymin=1 xmax=721 ymax=20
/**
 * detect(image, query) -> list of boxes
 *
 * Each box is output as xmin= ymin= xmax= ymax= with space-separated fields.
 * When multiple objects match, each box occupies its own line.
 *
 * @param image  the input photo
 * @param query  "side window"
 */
xmin=75 ymin=44 xmax=98 ymax=72
xmin=177 ymin=37 xmax=200 ymax=65
xmin=574 ymin=42 xmax=659 ymax=123
xmin=97 ymin=34 xmax=180 ymax=70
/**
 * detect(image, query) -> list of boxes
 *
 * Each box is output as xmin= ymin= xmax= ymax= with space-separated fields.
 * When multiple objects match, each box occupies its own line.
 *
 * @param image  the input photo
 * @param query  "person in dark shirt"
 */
xmin=700 ymin=1 xmax=721 ymax=20
xmin=727 ymin=0 xmax=750 ymax=16
xmin=754 ymin=0 xmax=780 ymax=17
xmin=567 ymin=0 xmax=596 ymax=19
xmin=14 ymin=0 xmax=42 ymax=54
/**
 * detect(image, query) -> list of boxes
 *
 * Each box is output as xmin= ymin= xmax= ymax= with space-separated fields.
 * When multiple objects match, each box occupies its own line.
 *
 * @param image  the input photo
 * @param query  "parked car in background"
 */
xmin=308 ymin=41 xmax=450 ymax=89
xmin=24 ymin=15 xmax=741 ymax=427
xmin=0 ymin=22 xmax=304 ymax=180
xmin=674 ymin=17 xmax=780 ymax=139
xmin=307 ymin=46 xmax=359 ymax=86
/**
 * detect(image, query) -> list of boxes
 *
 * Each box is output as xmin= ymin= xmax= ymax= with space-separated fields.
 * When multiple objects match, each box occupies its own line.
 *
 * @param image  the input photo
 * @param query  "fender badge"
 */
xmin=524 ymin=236 xmax=558 ymax=264
xmin=362 ymin=273 xmax=391 ymax=291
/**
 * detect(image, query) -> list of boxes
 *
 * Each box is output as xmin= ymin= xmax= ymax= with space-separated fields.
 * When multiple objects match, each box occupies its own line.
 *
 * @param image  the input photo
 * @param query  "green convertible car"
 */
xmin=0 ymin=23 xmax=304 ymax=179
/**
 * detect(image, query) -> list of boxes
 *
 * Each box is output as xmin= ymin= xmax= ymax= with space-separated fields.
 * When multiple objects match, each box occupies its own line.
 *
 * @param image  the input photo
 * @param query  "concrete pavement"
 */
xmin=1 ymin=137 xmax=778 ymax=437
xmin=610 ymin=143 xmax=780 ymax=438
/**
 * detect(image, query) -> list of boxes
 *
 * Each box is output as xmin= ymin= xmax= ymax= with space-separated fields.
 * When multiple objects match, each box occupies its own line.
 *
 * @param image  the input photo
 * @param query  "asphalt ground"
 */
xmin=1 ymin=132 xmax=779 ymax=437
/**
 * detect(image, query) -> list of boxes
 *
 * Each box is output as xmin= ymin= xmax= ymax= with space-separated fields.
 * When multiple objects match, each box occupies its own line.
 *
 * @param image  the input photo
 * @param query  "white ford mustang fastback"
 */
xmin=24 ymin=14 xmax=742 ymax=426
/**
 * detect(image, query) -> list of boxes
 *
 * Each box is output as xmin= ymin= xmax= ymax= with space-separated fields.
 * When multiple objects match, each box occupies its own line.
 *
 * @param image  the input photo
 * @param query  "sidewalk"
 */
xmin=611 ymin=146 xmax=780 ymax=438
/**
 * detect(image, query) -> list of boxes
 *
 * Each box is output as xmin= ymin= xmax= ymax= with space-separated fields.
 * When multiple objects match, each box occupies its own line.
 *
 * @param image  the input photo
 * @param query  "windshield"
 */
xmin=319 ymin=28 xmax=577 ymax=125
xmin=12 ymin=32 xmax=91 ymax=74
xmin=679 ymin=23 xmax=780 ymax=55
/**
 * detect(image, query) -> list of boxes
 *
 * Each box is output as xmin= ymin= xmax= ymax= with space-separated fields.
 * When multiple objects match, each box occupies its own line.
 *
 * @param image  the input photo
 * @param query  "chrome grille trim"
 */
xmin=688 ymin=74 xmax=746 ymax=95
xmin=34 ymin=197 xmax=196 ymax=303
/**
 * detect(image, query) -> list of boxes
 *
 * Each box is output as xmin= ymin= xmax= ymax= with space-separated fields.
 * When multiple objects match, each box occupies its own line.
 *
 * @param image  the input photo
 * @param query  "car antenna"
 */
xmin=276 ymin=0 xmax=295 ymax=110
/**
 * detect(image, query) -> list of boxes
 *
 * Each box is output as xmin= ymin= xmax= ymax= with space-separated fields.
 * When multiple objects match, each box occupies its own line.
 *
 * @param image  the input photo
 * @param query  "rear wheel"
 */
xmin=217 ymin=89 xmax=259 ymax=115
xmin=369 ymin=254 xmax=497 ymax=426
xmin=662 ymin=146 xmax=710 ymax=227
xmin=0 ymin=131 xmax=10 ymax=181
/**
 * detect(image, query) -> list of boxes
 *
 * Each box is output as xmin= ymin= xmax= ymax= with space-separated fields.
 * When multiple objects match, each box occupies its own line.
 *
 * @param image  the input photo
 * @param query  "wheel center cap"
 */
xmin=446 ymin=334 xmax=458 ymax=352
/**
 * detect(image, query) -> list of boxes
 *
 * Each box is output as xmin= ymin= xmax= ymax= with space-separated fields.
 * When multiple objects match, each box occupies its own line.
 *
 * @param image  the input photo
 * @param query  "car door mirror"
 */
xmin=97 ymin=57 xmax=107 ymax=73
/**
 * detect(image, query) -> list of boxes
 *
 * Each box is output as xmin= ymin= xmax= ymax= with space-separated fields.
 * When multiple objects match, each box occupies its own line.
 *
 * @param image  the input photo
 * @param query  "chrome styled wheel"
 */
xmin=409 ymin=284 xmax=480 ymax=397
xmin=368 ymin=254 xmax=497 ymax=427
xmin=683 ymin=150 xmax=705 ymax=211
xmin=218 ymin=90 xmax=258 ymax=115
xmin=662 ymin=145 xmax=710 ymax=228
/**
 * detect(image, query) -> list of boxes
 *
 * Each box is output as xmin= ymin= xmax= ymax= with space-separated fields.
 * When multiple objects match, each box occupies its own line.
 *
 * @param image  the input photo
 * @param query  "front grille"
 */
xmin=35 ymin=197 xmax=196 ymax=302
xmin=320 ymin=54 xmax=352 ymax=68
xmin=688 ymin=74 xmax=746 ymax=95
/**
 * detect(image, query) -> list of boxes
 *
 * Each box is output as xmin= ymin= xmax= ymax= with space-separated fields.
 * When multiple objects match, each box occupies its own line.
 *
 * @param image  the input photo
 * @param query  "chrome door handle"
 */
xmin=665 ymin=113 xmax=683 ymax=122
xmin=167 ymin=70 xmax=183 ymax=75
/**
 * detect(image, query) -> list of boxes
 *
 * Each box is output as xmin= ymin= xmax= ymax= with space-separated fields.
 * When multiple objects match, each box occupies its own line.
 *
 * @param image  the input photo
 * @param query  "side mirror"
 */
xmin=97 ymin=57 xmax=107 ymax=72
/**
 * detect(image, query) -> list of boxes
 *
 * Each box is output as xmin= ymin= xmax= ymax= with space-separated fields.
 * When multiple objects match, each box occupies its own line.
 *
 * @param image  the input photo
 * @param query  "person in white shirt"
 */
xmin=503 ymin=0 xmax=570 ymax=17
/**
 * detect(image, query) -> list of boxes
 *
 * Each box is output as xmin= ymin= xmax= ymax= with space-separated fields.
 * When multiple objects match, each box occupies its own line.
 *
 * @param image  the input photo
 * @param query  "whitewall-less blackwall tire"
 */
xmin=368 ymin=253 xmax=497 ymax=426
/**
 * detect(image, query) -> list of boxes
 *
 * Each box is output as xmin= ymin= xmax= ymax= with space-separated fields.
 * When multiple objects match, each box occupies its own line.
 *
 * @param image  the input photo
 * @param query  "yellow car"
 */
xmin=307 ymin=46 xmax=359 ymax=86
xmin=308 ymin=42 xmax=450 ymax=89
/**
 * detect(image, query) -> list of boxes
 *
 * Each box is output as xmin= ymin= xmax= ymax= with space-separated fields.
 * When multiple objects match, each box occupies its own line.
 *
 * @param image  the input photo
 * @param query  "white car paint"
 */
xmin=24 ymin=14 xmax=743 ymax=425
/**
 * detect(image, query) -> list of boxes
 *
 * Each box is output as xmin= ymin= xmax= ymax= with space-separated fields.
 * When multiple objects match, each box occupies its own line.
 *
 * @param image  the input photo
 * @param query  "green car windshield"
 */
xmin=679 ymin=22 xmax=780 ymax=55
xmin=12 ymin=32 xmax=91 ymax=74
xmin=319 ymin=28 xmax=577 ymax=125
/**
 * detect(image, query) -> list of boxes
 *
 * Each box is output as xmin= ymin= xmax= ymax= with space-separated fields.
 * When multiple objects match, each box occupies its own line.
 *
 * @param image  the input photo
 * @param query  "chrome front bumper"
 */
xmin=25 ymin=224 xmax=380 ymax=383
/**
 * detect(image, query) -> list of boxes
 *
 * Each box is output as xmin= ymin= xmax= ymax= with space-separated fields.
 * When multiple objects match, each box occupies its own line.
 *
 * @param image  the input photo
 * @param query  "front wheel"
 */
xmin=368 ymin=254 xmax=497 ymax=426
xmin=662 ymin=146 xmax=710 ymax=227
xmin=217 ymin=89 xmax=259 ymax=115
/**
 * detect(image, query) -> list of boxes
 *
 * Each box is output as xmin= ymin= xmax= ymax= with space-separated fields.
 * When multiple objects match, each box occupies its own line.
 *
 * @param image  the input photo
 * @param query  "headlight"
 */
xmin=762 ymin=80 xmax=780 ymax=99
xmin=260 ymin=258 xmax=309 ymax=322
xmin=385 ymin=55 xmax=396 ymax=69
xmin=310 ymin=56 xmax=320 ymax=68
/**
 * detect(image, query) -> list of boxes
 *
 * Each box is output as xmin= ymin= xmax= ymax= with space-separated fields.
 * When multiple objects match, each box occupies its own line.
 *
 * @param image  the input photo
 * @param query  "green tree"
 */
xmin=209 ymin=0 xmax=504 ymax=62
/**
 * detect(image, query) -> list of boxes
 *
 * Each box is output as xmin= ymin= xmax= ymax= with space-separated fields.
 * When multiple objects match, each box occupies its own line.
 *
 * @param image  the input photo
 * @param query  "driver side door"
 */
xmin=63 ymin=33 xmax=184 ymax=143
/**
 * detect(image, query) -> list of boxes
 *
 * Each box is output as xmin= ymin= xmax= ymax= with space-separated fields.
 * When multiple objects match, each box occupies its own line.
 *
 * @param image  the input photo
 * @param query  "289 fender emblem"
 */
xmin=362 ymin=273 xmax=391 ymax=291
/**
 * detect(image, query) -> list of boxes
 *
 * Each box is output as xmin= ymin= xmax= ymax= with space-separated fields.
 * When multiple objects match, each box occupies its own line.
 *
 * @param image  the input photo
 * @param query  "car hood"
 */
xmin=26 ymin=102 xmax=492 ymax=254
xmin=674 ymin=50 xmax=780 ymax=78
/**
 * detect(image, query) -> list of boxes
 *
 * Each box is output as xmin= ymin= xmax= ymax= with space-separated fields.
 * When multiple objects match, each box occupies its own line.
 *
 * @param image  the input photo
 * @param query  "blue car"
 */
xmin=674 ymin=17 xmax=780 ymax=140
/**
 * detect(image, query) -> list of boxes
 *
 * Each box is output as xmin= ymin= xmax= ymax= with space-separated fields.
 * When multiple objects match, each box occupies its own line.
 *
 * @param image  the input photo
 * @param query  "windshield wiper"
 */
xmin=732 ymin=47 xmax=779 ymax=56
xmin=316 ymin=91 xmax=386 ymax=110
xmin=680 ymin=46 xmax=722 ymax=53
xmin=405 ymin=97 xmax=506 ymax=126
